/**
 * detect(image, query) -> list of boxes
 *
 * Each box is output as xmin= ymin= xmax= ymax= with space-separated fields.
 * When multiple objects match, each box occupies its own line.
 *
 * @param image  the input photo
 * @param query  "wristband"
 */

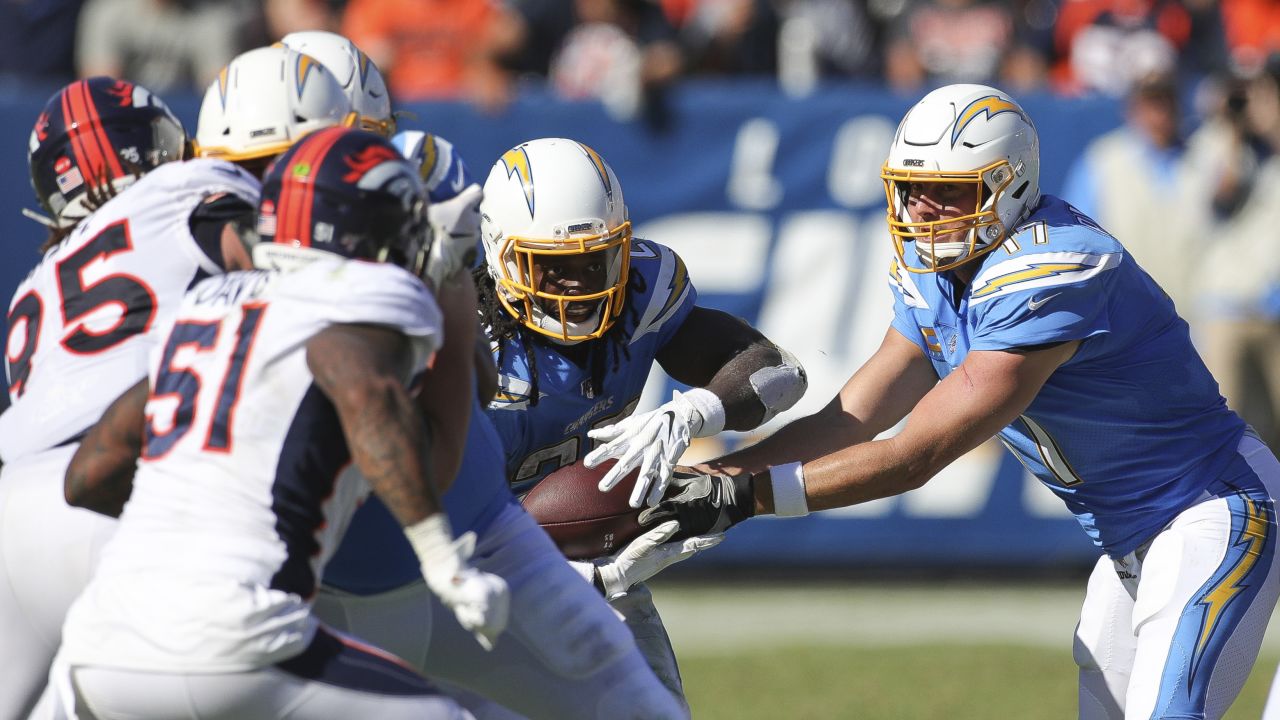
xmin=404 ymin=514 xmax=461 ymax=585
xmin=680 ymin=387 xmax=726 ymax=437
xmin=768 ymin=461 xmax=809 ymax=518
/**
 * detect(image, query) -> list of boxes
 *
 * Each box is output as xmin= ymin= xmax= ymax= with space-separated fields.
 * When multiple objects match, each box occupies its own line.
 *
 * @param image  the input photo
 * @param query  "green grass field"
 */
xmin=652 ymin=579 xmax=1280 ymax=719
xmin=680 ymin=645 xmax=1276 ymax=719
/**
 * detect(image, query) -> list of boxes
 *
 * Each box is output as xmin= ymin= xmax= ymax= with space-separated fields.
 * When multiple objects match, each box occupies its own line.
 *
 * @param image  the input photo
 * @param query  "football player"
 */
xmin=477 ymin=137 xmax=808 ymax=710
xmin=0 ymin=48 xmax=357 ymax=719
xmin=0 ymin=76 xmax=258 ymax=720
xmin=50 ymin=128 xmax=506 ymax=719
xmin=642 ymin=84 xmax=1280 ymax=720
xmin=283 ymin=33 xmax=694 ymax=719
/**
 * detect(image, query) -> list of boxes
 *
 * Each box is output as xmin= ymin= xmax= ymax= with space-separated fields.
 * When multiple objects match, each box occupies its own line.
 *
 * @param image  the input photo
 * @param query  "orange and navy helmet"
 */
xmin=28 ymin=77 xmax=188 ymax=228
xmin=254 ymin=127 xmax=430 ymax=276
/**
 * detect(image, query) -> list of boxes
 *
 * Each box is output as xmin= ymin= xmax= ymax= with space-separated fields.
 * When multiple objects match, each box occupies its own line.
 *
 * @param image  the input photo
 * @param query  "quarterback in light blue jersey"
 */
xmin=282 ymin=32 xmax=688 ymax=720
xmin=474 ymin=137 xmax=808 ymax=710
xmin=645 ymin=84 xmax=1280 ymax=719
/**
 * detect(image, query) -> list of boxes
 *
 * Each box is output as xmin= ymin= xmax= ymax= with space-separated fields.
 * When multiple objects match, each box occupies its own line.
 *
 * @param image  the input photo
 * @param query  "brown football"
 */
xmin=520 ymin=459 xmax=645 ymax=560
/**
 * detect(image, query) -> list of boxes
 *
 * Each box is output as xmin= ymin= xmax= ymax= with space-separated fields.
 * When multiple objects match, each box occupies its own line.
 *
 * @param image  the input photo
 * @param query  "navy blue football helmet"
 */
xmin=28 ymin=77 xmax=188 ymax=228
xmin=254 ymin=127 xmax=430 ymax=276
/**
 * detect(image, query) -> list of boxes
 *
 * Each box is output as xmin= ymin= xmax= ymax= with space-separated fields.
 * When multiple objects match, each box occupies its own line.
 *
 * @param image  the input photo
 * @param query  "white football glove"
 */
xmin=592 ymin=521 xmax=724 ymax=600
xmin=585 ymin=389 xmax=722 ymax=508
xmin=409 ymin=517 xmax=510 ymax=650
xmin=424 ymin=182 xmax=482 ymax=288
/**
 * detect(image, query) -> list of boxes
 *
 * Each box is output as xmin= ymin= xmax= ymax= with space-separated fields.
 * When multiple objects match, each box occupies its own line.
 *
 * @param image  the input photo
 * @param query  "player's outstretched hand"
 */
xmin=638 ymin=469 xmax=755 ymax=538
xmin=585 ymin=390 xmax=705 ymax=509
xmin=594 ymin=521 xmax=723 ymax=599
xmin=424 ymin=182 xmax=482 ymax=288
xmin=420 ymin=530 xmax=511 ymax=650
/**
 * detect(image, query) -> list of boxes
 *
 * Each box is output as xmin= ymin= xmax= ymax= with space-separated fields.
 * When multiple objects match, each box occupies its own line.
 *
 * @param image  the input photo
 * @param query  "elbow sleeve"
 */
xmin=749 ymin=347 xmax=807 ymax=424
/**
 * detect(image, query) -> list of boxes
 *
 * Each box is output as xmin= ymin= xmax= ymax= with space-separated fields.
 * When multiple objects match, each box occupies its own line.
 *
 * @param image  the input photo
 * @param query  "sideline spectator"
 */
xmin=1190 ymin=57 xmax=1280 ymax=452
xmin=549 ymin=0 xmax=683 ymax=122
xmin=885 ymin=0 xmax=1045 ymax=92
xmin=342 ymin=0 xmax=512 ymax=107
xmin=76 ymin=0 xmax=258 ymax=93
xmin=265 ymin=0 xmax=341 ymax=39
xmin=1051 ymin=0 xmax=1229 ymax=96
xmin=1061 ymin=69 xmax=1209 ymax=310
xmin=669 ymin=0 xmax=781 ymax=77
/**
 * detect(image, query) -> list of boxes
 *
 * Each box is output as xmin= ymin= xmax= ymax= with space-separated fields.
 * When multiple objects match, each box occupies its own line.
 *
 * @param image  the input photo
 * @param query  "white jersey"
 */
xmin=60 ymin=258 xmax=442 ymax=673
xmin=0 ymin=159 xmax=260 ymax=463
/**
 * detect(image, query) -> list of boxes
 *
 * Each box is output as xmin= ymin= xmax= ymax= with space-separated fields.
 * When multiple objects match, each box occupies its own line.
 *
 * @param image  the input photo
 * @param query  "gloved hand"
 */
xmin=638 ymin=469 xmax=756 ymax=538
xmin=594 ymin=521 xmax=723 ymax=599
xmin=424 ymin=182 xmax=482 ymax=288
xmin=585 ymin=390 xmax=713 ymax=508
xmin=411 ymin=519 xmax=510 ymax=650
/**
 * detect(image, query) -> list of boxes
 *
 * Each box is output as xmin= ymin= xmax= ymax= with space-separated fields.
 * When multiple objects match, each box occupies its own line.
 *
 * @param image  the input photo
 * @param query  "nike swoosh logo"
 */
xmin=1027 ymin=293 xmax=1061 ymax=311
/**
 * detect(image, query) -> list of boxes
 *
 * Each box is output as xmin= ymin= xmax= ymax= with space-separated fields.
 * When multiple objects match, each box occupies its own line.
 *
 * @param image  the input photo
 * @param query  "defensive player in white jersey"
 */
xmin=49 ymin=128 xmax=508 ymax=719
xmin=643 ymin=84 xmax=1280 ymax=719
xmin=0 ymin=76 xmax=260 ymax=720
xmin=275 ymin=32 xmax=695 ymax=719
xmin=477 ymin=137 xmax=808 ymax=711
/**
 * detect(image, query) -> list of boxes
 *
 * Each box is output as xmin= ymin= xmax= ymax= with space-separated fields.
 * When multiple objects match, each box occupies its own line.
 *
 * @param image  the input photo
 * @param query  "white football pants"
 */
xmin=0 ymin=445 xmax=114 ymax=720
xmin=41 ymin=626 xmax=472 ymax=720
xmin=313 ymin=501 xmax=689 ymax=720
xmin=1075 ymin=431 xmax=1280 ymax=719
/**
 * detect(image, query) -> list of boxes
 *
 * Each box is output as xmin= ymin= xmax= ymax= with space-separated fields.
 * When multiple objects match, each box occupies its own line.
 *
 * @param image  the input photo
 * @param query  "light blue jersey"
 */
xmin=487 ymin=239 xmax=697 ymax=493
xmin=889 ymin=195 xmax=1249 ymax=556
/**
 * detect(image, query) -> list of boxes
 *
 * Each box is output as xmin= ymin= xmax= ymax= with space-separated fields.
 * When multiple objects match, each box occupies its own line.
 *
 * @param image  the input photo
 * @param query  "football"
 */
xmin=520 ymin=459 xmax=646 ymax=560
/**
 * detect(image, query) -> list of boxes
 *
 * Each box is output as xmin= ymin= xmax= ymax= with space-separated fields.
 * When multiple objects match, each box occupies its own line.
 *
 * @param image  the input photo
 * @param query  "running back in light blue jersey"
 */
xmin=889 ymin=195 xmax=1248 ymax=556
xmin=487 ymin=239 xmax=697 ymax=493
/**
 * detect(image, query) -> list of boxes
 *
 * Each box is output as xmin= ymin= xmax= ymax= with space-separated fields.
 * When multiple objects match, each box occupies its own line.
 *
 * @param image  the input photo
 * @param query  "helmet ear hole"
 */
xmin=1011 ymin=181 xmax=1029 ymax=200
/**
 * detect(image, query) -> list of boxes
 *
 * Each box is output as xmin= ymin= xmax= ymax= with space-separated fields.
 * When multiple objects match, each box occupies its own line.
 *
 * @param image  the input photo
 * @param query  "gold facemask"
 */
xmin=494 ymin=221 xmax=632 ymax=343
xmin=881 ymin=159 xmax=1014 ymax=273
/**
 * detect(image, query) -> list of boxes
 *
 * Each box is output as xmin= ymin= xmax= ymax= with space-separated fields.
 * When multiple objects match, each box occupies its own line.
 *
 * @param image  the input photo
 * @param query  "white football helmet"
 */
xmin=279 ymin=31 xmax=395 ymax=136
xmin=195 ymin=46 xmax=355 ymax=166
xmin=480 ymin=138 xmax=631 ymax=344
xmin=881 ymin=83 xmax=1041 ymax=273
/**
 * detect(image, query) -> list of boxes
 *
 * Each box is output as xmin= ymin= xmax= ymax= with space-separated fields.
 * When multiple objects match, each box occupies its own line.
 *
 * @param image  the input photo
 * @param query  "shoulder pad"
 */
xmin=629 ymin=239 xmax=694 ymax=344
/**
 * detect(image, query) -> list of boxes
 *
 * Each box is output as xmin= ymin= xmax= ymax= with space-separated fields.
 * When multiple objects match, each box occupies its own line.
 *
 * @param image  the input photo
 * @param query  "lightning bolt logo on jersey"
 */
xmin=887 ymin=194 xmax=1248 ymax=556
xmin=487 ymin=239 xmax=696 ymax=493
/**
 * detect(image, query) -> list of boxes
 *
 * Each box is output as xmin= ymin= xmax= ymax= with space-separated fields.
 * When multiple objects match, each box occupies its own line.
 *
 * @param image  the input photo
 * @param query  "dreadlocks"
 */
xmin=472 ymin=264 xmax=644 ymax=405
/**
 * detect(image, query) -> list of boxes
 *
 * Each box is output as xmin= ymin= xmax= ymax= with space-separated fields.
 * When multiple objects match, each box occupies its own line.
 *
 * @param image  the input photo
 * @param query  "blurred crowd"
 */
xmin=0 ymin=0 xmax=1277 ymax=108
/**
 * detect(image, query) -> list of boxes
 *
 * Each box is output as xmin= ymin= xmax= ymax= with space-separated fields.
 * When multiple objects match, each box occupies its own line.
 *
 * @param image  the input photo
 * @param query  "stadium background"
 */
xmin=1 ymin=72 xmax=1277 ymax=718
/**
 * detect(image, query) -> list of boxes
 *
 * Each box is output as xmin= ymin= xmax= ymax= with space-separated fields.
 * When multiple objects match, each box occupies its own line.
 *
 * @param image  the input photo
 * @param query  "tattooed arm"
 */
xmin=306 ymin=323 xmax=442 ymax=524
xmin=65 ymin=379 xmax=149 ymax=517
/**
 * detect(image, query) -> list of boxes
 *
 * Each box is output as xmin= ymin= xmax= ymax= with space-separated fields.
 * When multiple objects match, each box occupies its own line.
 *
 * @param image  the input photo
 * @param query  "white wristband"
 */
xmin=769 ymin=461 xmax=809 ymax=518
xmin=404 ymin=514 xmax=462 ymax=585
xmin=680 ymin=387 xmax=726 ymax=437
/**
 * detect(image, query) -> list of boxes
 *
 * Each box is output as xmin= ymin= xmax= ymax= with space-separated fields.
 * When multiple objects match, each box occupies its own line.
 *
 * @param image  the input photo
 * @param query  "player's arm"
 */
xmin=189 ymin=193 xmax=256 ymax=271
xmin=656 ymin=306 xmax=805 ymax=431
xmin=307 ymin=323 xmax=439 ymax=523
xmin=413 ymin=272 xmax=481 ymax=494
xmin=586 ymin=306 xmax=807 ymax=507
xmin=701 ymin=326 xmax=937 ymax=476
xmin=643 ymin=340 xmax=1079 ymax=532
xmin=308 ymin=320 xmax=510 ymax=649
xmin=65 ymin=379 xmax=149 ymax=517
